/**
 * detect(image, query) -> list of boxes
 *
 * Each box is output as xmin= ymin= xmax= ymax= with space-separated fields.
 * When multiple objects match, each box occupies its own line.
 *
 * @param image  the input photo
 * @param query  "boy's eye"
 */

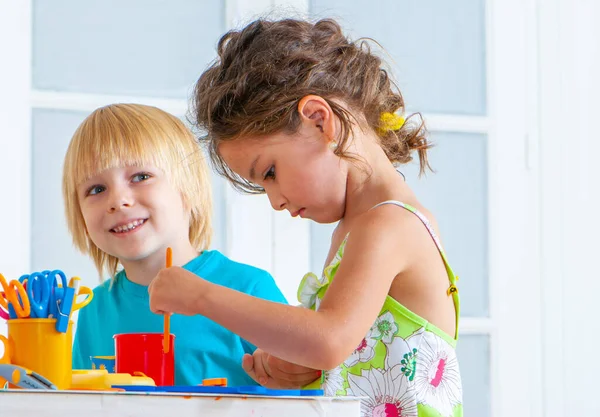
xmin=263 ymin=166 xmax=276 ymax=180
xmin=87 ymin=185 xmax=105 ymax=196
xmin=132 ymin=172 xmax=152 ymax=182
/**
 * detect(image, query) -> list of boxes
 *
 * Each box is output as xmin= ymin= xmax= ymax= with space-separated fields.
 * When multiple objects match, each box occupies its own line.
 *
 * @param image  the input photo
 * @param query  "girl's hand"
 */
xmin=242 ymin=349 xmax=322 ymax=389
xmin=148 ymin=266 xmax=205 ymax=316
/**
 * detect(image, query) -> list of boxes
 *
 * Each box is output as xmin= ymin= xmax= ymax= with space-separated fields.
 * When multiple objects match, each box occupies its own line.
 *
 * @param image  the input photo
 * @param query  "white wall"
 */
xmin=539 ymin=0 xmax=600 ymax=416
xmin=0 ymin=0 xmax=31 ymax=338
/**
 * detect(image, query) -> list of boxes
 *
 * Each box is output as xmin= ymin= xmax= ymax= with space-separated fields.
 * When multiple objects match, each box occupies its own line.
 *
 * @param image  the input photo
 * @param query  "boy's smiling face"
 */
xmin=77 ymin=165 xmax=191 ymax=264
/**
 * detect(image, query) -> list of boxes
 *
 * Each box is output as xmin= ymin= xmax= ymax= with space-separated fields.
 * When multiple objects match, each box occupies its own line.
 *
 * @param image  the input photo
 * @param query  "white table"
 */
xmin=0 ymin=389 xmax=362 ymax=416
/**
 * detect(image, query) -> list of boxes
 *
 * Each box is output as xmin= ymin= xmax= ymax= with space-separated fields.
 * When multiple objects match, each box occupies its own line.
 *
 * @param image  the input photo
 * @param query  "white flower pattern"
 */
xmin=347 ymin=366 xmax=418 ymax=417
xmin=385 ymin=330 xmax=422 ymax=382
xmin=412 ymin=332 xmax=462 ymax=417
xmin=322 ymin=367 xmax=345 ymax=396
xmin=385 ymin=329 xmax=462 ymax=417
xmin=372 ymin=311 xmax=399 ymax=344
xmin=345 ymin=328 xmax=378 ymax=367
xmin=297 ymin=272 xmax=323 ymax=309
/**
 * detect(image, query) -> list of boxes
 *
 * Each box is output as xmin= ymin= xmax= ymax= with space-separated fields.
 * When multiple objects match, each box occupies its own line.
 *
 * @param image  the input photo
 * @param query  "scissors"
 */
xmin=5 ymin=275 xmax=28 ymax=319
xmin=71 ymin=278 xmax=94 ymax=313
xmin=23 ymin=270 xmax=68 ymax=319
xmin=0 ymin=273 xmax=30 ymax=320
xmin=47 ymin=273 xmax=93 ymax=332
xmin=53 ymin=276 xmax=94 ymax=316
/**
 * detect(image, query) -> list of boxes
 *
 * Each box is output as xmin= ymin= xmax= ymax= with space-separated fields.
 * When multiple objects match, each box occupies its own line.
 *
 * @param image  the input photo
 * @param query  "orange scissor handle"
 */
xmin=0 ymin=274 xmax=30 ymax=318
xmin=0 ymin=274 xmax=11 ymax=310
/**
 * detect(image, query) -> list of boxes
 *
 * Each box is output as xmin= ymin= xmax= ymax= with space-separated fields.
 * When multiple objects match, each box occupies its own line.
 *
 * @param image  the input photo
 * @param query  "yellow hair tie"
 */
xmin=378 ymin=112 xmax=406 ymax=134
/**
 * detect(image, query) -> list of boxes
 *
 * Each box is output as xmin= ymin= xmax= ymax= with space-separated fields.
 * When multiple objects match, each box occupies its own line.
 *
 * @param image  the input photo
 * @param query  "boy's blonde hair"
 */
xmin=62 ymin=103 xmax=212 ymax=280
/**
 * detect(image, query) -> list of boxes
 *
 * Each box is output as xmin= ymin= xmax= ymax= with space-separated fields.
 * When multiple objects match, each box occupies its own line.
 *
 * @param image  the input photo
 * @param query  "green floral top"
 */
xmin=298 ymin=201 xmax=463 ymax=417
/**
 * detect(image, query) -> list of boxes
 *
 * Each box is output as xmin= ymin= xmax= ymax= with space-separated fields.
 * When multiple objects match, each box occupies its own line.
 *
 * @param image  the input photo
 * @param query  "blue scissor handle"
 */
xmin=46 ymin=270 xmax=67 ymax=319
xmin=10 ymin=270 xmax=69 ymax=319
xmin=27 ymin=272 xmax=51 ymax=318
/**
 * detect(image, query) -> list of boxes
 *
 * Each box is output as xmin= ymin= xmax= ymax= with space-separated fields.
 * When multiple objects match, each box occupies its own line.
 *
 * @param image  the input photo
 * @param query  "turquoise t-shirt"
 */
xmin=72 ymin=250 xmax=288 ymax=386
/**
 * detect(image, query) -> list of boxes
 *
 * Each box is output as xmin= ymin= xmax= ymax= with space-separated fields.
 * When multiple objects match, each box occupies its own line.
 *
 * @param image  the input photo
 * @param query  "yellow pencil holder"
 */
xmin=0 ymin=318 xmax=73 ymax=389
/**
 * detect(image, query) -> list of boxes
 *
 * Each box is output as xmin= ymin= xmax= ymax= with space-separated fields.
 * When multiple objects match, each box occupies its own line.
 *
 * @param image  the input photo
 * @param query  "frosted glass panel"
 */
xmin=209 ymin=168 xmax=227 ymax=255
xmin=180 ymin=117 xmax=227 ymax=255
xmin=310 ymin=0 xmax=486 ymax=115
xmin=32 ymin=0 xmax=224 ymax=97
xmin=31 ymin=110 xmax=95 ymax=285
xmin=31 ymin=109 xmax=227 ymax=291
xmin=456 ymin=335 xmax=491 ymax=417
xmin=403 ymin=132 xmax=488 ymax=317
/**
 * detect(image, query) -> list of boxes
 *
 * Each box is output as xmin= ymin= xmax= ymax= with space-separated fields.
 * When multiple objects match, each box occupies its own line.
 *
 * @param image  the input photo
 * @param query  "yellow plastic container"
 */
xmin=0 ymin=318 xmax=73 ymax=390
xmin=71 ymin=369 xmax=156 ymax=390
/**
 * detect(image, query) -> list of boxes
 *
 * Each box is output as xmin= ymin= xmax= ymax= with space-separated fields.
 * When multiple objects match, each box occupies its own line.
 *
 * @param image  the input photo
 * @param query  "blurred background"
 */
xmin=0 ymin=0 xmax=598 ymax=416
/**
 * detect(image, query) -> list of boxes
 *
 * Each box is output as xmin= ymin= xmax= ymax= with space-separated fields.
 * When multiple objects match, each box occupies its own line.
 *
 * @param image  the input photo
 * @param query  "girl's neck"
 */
xmin=343 ymin=140 xmax=415 ymax=223
xmin=119 ymin=242 xmax=200 ymax=286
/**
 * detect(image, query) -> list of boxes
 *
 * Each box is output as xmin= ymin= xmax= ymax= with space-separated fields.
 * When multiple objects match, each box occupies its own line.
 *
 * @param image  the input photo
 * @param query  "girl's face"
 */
xmin=77 ymin=165 xmax=191 ymax=264
xmin=219 ymin=120 xmax=349 ymax=224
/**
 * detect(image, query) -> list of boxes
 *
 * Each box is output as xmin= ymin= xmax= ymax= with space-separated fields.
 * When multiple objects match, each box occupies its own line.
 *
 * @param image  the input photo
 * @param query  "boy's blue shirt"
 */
xmin=72 ymin=250 xmax=288 ymax=386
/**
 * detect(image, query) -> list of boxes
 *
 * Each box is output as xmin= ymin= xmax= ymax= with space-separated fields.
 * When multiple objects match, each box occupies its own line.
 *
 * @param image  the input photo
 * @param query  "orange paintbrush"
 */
xmin=163 ymin=247 xmax=172 ymax=353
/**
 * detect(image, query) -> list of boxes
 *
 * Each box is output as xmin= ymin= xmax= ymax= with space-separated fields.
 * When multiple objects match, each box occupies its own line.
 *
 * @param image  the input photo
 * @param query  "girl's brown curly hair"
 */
xmin=192 ymin=18 xmax=431 ymax=193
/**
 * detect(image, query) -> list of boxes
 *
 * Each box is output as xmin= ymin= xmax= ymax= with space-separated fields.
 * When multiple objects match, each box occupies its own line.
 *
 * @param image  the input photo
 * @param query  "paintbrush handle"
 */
xmin=163 ymin=247 xmax=173 ymax=353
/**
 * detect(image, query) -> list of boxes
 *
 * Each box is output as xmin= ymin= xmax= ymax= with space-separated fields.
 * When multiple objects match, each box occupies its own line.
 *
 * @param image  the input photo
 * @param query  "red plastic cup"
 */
xmin=114 ymin=333 xmax=175 ymax=386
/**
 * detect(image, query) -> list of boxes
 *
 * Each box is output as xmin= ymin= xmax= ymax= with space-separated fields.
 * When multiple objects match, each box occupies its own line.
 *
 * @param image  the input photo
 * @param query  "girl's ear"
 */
xmin=297 ymin=95 xmax=337 ymax=145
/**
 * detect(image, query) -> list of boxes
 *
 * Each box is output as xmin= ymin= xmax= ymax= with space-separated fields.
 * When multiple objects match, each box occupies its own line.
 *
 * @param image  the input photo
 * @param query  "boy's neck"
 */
xmin=120 ymin=243 xmax=200 ymax=286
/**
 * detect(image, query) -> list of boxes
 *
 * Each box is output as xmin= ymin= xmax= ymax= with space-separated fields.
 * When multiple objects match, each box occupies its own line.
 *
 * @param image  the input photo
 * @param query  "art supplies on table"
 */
xmin=1 ymin=318 xmax=73 ymax=389
xmin=71 ymin=369 xmax=155 ymax=390
xmin=114 ymin=332 xmax=175 ymax=386
xmin=0 ymin=364 xmax=57 ymax=390
xmin=0 ymin=268 xmax=95 ymax=391
xmin=0 ymin=269 xmax=93 ymax=334
xmin=0 ymin=273 xmax=30 ymax=320
xmin=112 ymin=384 xmax=324 ymax=397
xmin=90 ymin=356 xmax=116 ymax=373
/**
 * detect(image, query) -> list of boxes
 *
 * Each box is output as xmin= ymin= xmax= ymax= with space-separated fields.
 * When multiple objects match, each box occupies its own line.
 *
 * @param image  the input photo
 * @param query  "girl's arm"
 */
xmin=149 ymin=207 xmax=420 ymax=369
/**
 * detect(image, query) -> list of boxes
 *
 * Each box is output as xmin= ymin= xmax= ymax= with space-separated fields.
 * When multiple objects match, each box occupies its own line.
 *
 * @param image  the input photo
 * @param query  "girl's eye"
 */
xmin=87 ymin=185 xmax=105 ymax=196
xmin=263 ymin=166 xmax=276 ymax=180
xmin=132 ymin=172 xmax=151 ymax=183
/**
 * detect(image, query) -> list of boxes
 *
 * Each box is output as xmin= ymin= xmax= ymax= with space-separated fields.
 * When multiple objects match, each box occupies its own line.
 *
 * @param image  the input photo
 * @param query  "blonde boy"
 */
xmin=63 ymin=104 xmax=287 ymax=385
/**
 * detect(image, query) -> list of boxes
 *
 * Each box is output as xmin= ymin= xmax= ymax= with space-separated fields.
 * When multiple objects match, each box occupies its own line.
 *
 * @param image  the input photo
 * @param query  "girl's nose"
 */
xmin=267 ymin=191 xmax=287 ymax=211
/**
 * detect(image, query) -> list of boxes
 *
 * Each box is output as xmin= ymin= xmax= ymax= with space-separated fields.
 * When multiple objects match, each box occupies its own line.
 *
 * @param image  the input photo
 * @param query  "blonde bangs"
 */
xmin=63 ymin=103 xmax=213 ymax=280
xmin=70 ymin=105 xmax=187 ymax=186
